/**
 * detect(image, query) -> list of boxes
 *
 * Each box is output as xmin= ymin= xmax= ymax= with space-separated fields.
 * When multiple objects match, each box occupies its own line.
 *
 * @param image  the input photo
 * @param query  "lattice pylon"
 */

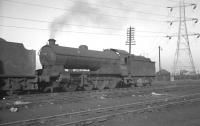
xmin=173 ymin=0 xmax=196 ymax=75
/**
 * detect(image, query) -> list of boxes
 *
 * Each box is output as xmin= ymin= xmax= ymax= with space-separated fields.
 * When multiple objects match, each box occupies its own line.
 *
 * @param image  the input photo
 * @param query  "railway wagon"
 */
xmin=39 ymin=39 xmax=155 ymax=92
xmin=0 ymin=38 xmax=36 ymax=94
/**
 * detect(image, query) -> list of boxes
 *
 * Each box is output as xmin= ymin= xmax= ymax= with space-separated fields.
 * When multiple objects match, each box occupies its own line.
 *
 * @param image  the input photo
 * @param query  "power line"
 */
xmin=0 ymin=24 xmax=123 ymax=36
xmin=0 ymin=24 xmax=167 ymax=37
xmin=193 ymin=0 xmax=200 ymax=4
xmin=0 ymin=15 xmax=123 ymax=30
xmin=168 ymin=0 xmax=200 ymax=5
xmin=168 ymin=0 xmax=200 ymax=4
xmin=0 ymin=15 xmax=169 ymax=34
xmin=122 ymin=0 xmax=167 ymax=8
xmin=66 ymin=0 xmax=169 ymax=17
xmin=2 ymin=0 xmax=173 ymax=20
xmin=167 ymin=0 xmax=181 ymax=3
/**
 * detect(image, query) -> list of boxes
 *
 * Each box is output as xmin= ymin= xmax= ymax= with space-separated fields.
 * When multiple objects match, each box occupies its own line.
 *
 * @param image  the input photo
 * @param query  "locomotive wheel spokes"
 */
xmin=44 ymin=86 xmax=54 ymax=93
xmin=108 ymin=79 xmax=117 ymax=89
xmin=96 ymin=81 xmax=105 ymax=90
xmin=63 ymin=84 xmax=77 ymax=92
xmin=136 ymin=78 xmax=143 ymax=87
xmin=83 ymin=82 xmax=93 ymax=91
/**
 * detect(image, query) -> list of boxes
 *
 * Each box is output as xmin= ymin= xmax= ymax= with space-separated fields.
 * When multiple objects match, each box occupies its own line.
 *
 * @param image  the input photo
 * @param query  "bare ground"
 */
xmin=0 ymin=81 xmax=200 ymax=125
xmin=104 ymin=100 xmax=200 ymax=126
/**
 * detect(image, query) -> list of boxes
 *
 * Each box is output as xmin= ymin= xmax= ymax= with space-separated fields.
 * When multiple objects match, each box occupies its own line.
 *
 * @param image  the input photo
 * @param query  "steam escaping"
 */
xmin=49 ymin=0 xmax=131 ymax=38
xmin=49 ymin=15 xmax=69 ymax=38
xmin=49 ymin=0 xmax=110 ymax=38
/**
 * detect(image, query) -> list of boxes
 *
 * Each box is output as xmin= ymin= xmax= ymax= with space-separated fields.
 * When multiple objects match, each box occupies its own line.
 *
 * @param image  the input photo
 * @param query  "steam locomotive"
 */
xmin=0 ymin=38 xmax=155 ymax=94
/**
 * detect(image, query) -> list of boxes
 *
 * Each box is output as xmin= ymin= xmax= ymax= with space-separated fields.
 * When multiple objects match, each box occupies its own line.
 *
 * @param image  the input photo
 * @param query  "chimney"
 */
xmin=48 ymin=39 xmax=56 ymax=46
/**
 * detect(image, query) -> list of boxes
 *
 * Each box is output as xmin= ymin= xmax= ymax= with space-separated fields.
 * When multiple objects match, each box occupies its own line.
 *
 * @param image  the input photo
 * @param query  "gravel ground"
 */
xmin=0 ymin=81 xmax=200 ymax=125
xmin=104 ymin=100 xmax=200 ymax=126
xmin=0 ymin=92 xmax=171 ymax=123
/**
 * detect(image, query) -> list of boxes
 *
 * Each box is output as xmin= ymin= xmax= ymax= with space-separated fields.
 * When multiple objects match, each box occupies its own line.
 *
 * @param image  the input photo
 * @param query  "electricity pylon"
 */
xmin=168 ymin=0 xmax=197 ymax=75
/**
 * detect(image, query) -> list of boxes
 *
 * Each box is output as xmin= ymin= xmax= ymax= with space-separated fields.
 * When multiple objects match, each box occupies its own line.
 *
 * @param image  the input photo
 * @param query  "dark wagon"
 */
xmin=0 ymin=38 xmax=36 ymax=94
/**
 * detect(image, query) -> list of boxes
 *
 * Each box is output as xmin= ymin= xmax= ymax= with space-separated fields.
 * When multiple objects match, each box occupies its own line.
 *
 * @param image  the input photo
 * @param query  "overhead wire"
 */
xmin=2 ymin=0 xmax=175 ymax=20
xmin=121 ymin=0 xmax=167 ymax=8
xmin=0 ymin=24 xmax=168 ymax=37
xmin=2 ymin=0 xmax=197 ymax=37
xmin=0 ymin=15 xmax=169 ymax=34
xmin=0 ymin=24 xmax=123 ymax=36
xmin=167 ymin=0 xmax=200 ymax=5
xmin=1 ymin=0 xmax=199 ymax=25
xmin=5 ymin=13 xmax=196 ymax=35
xmin=65 ymin=0 xmax=170 ymax=17
xmin=0 ymin=15 xmax=123 ymax=30
xmin=167 ymin=0 xmax=180 ymax=3
xmin=0 ymin=0 xmax=173 ymax=37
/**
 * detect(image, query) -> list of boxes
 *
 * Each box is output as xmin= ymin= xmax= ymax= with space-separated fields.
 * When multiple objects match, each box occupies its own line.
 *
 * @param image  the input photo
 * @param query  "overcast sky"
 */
xmin=0 ymin=0 xmax=200 ymax=73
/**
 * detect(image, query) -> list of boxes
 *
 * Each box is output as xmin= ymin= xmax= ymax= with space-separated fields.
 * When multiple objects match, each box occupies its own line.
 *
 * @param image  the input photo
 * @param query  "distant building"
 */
xmin=156 ymin=69 xmax=171 ymax=81
xmin=174 ymin=73 xmax=200 ymax=80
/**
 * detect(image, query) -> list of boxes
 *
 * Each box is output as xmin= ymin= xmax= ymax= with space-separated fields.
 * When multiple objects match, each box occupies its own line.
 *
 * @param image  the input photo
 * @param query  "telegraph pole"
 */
xmin=126 ymin=26 xmax=136 ymax=75
xmin=158 ymin=46 xmax=162 ymax=71
xmin=129 ymin=27 xmax=132 ymax=54
xmin=126 ymin=26 xmax=135 ymax=55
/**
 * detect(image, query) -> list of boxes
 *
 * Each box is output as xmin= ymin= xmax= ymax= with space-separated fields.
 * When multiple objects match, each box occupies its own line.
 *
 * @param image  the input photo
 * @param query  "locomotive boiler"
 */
xmin=40 ymin=39 xmax=124 ymax=75
xmin=39 ymin=39 xmax=155 ymax=92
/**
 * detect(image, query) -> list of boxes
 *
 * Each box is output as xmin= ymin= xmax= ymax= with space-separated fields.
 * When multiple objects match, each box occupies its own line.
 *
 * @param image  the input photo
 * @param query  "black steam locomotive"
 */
xmin=0 ymin=38 xmax=155 ymax=94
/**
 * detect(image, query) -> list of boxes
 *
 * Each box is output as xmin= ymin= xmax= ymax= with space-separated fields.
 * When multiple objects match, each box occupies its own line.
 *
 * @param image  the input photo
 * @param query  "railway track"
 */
xmin=1 ymin=92 xmax=200 ymax=126
xmin=1 ymin=84 xmax=200 ymax=110
xmin=0 ymin=81 xmax=188 ymax=100
xmin=2 ymin=82 xmax=198 ymax=101
xmin=3 ymin=81 xmax=196 ymax=100
xmin=2 ymin=84 xmax=152 ymax=100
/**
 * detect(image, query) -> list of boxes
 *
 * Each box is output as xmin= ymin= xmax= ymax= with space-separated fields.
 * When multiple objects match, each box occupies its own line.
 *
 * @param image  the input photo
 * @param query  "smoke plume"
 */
xmin=49 ymin=0 xmax=113 ymax=38
xmin=50 ymin=0 xmax=132 ymax=38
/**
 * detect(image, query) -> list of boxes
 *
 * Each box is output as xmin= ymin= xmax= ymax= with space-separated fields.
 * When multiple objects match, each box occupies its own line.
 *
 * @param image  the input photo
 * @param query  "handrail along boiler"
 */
xmin=39 ymin=39 xmax=155 ymax=92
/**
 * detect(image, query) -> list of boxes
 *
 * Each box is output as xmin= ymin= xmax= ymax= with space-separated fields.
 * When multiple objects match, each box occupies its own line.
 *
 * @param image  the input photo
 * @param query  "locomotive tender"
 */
xmin=0 ymin=38 xmax=36 ymax=94
xmin=0 ymin=38 xmax=155 ymax=94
